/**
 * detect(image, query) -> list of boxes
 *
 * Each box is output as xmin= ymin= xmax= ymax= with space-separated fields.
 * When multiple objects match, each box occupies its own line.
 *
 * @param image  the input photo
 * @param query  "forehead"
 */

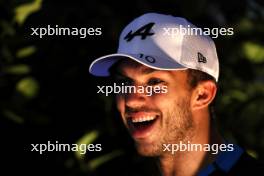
xmin=114 ymin=59 xmax=156 ymax=74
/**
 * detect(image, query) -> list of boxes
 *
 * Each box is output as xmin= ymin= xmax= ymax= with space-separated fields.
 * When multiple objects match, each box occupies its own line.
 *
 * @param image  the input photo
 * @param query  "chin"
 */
xmin=135 ymin=142 xmax=162 ymax=157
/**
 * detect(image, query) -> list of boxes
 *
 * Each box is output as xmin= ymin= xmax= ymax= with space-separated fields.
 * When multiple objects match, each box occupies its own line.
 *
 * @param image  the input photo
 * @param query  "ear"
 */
xmin=191 ymin=81 xmax=217 ymax=110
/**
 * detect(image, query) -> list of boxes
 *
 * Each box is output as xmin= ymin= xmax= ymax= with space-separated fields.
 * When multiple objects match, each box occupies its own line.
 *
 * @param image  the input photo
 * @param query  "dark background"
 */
xmin=1 ymin=0 xmax=264 ymax=175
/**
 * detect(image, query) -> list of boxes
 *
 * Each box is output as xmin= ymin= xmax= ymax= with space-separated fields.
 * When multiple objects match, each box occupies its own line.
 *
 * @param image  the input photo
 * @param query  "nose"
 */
xmin=125 ymin=90 xmax=147 ymax=109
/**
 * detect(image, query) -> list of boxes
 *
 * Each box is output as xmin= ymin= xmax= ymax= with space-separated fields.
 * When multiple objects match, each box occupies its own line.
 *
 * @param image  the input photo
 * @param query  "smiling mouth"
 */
xmin=127 ymin=115 xmax=159 ymax=138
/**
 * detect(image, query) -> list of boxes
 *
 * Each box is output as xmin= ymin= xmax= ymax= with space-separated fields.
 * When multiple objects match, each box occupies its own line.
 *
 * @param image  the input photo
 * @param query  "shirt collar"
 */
xmin=198 ymin=143 xmax=244 ymax=176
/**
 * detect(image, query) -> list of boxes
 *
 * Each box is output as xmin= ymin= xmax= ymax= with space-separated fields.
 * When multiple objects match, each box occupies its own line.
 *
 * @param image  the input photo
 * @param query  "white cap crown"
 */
xmin=89 ymin=13 xmax=219 ymax=81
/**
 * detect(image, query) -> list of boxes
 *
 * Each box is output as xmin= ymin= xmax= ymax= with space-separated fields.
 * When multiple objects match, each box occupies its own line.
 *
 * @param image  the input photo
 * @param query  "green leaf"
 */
xmin=16 ymin=77 xmax=39 ymax=98
xmin=14 ymin=0 xmax=43 ymax=25
xmin=75 ymin=130 xmax=99 ymax=160
xmin=237 ymin=18 xmax=253 ymax=33
xmin=16 ymin=46 xmax=37 ymax=58
xmin=3 ymin=110 xmax=24 ymax=124
xmin=230 ymin=89 xmax=248 ymax=102
xmin=3 ymin=64 xmax=31 ymax=74
xmin=246 ymin=149 xmax=258 ymax=159
xmin=88 ymin=150 xmax=123 ymax=171
xmin=0 ymin=20 xmax=16 ymax=37
xmin=243 ymin=42 xmax=264 ymax=63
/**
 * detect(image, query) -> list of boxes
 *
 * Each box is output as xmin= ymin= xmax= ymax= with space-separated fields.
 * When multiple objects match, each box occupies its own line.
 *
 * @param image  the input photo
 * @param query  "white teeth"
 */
xmin=132 ymin=116 xmax=156 ymax=123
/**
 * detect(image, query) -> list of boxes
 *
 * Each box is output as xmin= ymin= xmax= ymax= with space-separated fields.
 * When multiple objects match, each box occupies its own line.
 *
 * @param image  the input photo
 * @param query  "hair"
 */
xmin=186 ymin=69 xmax=217 ymax=119
xmin=187 ymin=69 xmax=216 ymax=89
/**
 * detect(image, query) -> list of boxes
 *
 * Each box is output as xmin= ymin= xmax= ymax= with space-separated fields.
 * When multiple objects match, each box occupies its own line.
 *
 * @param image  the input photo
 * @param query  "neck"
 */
xmin=157 ymin=111 xmax=223 ymax=176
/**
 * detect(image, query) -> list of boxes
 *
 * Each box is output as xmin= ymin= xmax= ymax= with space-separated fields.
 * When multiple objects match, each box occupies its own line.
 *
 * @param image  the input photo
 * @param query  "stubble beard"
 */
xmin=135 ymin=98 xmax=195 ymax=157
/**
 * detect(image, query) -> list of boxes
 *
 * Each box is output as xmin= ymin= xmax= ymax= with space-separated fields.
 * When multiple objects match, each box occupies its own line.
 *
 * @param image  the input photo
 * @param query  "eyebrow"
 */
xmin=140 ymin=67 xmax=159 ymax=74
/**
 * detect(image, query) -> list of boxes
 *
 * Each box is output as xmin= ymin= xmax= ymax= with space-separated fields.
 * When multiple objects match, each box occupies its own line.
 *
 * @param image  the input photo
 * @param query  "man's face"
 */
xmin=114 ymin=59 xmax=195 ymax=156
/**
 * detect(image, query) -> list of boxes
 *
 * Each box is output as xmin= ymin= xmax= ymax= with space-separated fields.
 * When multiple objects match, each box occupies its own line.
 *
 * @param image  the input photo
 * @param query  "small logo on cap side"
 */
xmin=139 ymin=53 xmax=156 ymax=63
xmin=197 ymin=52 xmax=207 ymax=63
xmin=124 ymin=22 xmax=155 ymax=42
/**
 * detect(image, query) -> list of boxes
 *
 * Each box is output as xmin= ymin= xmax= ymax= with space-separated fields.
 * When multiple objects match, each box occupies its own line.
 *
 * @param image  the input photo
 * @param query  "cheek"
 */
xmin=116 ymin=95 xmax=125 ymax=115
xmin=152 ymin=90 xmax=176 ymax=108
xmin=152 ymin=88 xmax=189 ymax=116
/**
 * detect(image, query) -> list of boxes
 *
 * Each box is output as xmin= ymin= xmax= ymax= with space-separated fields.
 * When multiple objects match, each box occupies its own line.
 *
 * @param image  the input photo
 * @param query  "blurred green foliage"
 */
xmin=0 ymin=0 xmax=263 ymax=175
xmin=75 ymin=130 xmax=99 ymax=160
xmin=14 ymin=0 xmax=42 ymax=26
xmin=243 ymin=41 xmax=264 ymax=63
xmin=16 ymin=76 xmax=39 ymax=98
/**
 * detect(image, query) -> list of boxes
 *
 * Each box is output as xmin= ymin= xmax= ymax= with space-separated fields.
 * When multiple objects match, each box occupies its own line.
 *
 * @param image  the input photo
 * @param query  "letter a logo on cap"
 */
xmin=124 ymin=22 xmax=155 ymax=42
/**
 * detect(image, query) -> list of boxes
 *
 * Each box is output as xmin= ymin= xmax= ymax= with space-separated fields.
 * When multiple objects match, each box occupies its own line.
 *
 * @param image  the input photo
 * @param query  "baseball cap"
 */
xmin=89 ymin=13 xmax=219 ymax=81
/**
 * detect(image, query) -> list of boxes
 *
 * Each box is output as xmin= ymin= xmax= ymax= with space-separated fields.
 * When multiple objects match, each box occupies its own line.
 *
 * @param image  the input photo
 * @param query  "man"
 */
xmin=89 ymin=13 xmax=262 ymax=175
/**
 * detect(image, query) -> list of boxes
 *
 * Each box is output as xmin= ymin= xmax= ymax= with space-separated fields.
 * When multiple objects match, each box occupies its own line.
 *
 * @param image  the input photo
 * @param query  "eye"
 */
xmin=147 ymin=78 xmax=164 ymax=86
xmin=115 ymin=78 xmax=133 ymax=86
